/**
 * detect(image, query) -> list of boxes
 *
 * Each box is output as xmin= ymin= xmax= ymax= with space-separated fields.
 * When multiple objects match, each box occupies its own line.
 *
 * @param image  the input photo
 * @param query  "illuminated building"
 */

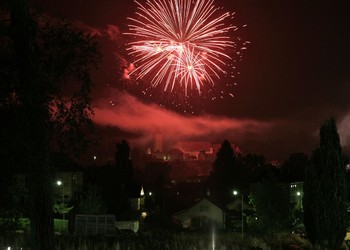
xmin=140 ymin=134 xmax=241 ymax=182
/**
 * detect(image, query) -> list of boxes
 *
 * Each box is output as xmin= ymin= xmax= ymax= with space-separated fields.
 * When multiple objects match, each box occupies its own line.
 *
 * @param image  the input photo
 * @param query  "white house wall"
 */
xmin=174 ymin=199 xmax=225 ymax=229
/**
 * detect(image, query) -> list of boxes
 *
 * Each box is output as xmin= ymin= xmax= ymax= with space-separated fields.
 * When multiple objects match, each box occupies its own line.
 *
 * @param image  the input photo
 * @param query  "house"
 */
xmin=55 ymin=167 xmax=84 ymax=202
xmin=226 ymin=197 xmax=253 ymax=231
xmin=173 ymin=197 xmax=226 ymax=230
xmin=226 ymin=197 xmax=251 ymax=212
xmin=128 ymin=184 xmax=142 ymax=211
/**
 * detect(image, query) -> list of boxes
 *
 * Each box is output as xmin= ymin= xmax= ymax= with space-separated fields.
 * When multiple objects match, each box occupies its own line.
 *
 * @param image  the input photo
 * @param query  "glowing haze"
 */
xmin=93 ymin=90 xmax=272 ymax=146
xmin=92 ymin=90 xmax=350 ymax=161
xmin=125 ymin=0 xmax=247 ymax=96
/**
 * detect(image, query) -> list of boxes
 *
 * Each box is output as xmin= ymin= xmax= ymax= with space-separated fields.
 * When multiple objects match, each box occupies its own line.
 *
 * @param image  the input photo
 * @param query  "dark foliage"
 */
xmin=209 ymin=140 xmax=239 ymax=202
xmin=281 ymin=153 xmax=309 ymax=182
xmin=249 ymin=177 xmax=291 ymax=235
xmin=0 ymin=1 xmax=100 ymax=249
xmin=116 ymin=139 xmax=135 ymax=187
xmin=77 ymin=186 xmax=108 ymax=214
xmin=239 ymin=153 xmax=265 ymax=184
xmin=303 ymin=118 xmax=348 ymax=249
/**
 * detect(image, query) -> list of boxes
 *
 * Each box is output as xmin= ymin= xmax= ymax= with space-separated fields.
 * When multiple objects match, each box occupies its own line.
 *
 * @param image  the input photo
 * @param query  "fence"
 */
xmin=74 ymin=214 xmax=115 ymax=236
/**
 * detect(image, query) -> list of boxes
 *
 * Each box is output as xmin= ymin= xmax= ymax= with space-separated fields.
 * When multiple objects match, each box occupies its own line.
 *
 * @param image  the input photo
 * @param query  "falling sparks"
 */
xmin=125 ymin=0 xmax=245 ymax=97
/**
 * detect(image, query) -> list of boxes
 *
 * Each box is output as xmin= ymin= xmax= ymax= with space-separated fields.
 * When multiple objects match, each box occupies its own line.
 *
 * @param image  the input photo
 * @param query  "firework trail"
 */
xmin=125 ymin=0 xmax=242 ymax=96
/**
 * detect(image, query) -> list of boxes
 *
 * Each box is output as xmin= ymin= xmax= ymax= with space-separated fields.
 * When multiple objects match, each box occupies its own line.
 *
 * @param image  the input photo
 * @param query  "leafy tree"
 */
xmin=0 ymin=174 xmax=28 ymax=230
xmin=116 ymin=139 xmax=135 ymax=188
xmin=240 ymin=153 xmax=265 ymax=183
xmin=83 ymin=141 xmax=136 ymax=216
xmin=249 ymin=177 xmax=291 ymax=235
xmin=78 ymin=187 xmax=107 ymax=214
xmin=303 ymin=118 xmax=348 ymax=249
xmin=83 ymin=165 xmax=131 ymax=216
xmin=281 ymin=152 xmax=309 ymax=182
xmin=1 ymin=1 xmax=100 ymax=248
xmin=209 ymin=140 xmax=239 ymax=202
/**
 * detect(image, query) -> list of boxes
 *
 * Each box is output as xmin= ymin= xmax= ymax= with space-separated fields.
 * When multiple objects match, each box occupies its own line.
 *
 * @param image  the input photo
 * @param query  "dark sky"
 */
xmin=31 ymin=0 xmax=350 ymax=162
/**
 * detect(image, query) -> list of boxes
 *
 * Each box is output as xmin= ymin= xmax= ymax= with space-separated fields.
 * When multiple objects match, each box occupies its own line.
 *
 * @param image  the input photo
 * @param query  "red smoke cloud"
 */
xmin=92 ymin=91 xmax=350 ymax=161
xmin=105 ymin=25 xmax=121 ymax=42
xmin=91 ymin=90 xmax=350 ymax=161
xmin=74 ymin=21 xmax=120 ymax=42
xmin=92 ymin=90 xmax=273 ymax=150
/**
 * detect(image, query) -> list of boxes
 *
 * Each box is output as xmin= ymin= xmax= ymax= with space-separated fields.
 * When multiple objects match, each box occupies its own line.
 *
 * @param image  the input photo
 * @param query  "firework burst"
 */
xmin=125 ymin=0 xmax=242 ymax=96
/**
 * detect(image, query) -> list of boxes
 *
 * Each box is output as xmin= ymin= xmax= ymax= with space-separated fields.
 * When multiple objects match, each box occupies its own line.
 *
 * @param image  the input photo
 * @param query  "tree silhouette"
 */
xmin=209 ymin=140 xmax=239 ymax=202
xmin=249 ymin=177 xmax=291 ymax=235
xmin=1 ymin=1 xmax=100 ymax=248
xmin=78 ymin=187 xmax=107 ymax=215
xmin=303 ymin=118 xmax=347 ymax=249
xmin=116 ymin=140 xmax=134 ymax=187
xmin=240 ymin=153 xmax=265 ymax=184
xmin=281 ymin=152 xmax=309 ymax=182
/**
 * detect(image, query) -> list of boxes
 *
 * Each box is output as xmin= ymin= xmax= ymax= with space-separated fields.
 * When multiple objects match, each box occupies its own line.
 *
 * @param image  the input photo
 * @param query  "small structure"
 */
xmin=115 ymin=220 xmax=139 ymax=233
xmin=173 ymin=198 xmax=226 ymax=230
xmin=75 ymin=214 xmax=115 ymax=236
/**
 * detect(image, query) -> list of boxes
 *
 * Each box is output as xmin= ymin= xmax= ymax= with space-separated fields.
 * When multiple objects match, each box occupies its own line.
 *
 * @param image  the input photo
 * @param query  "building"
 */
xmin=290 ymin=181 xmax=303 ymax=210
xmin=140 ymin=136 xmax=241 ymax=182
xmin=174 ymin=141 xmax=241 ymax=161
xmin=55 ymin=169 xmax=83 ymax=202
xmin=173 ymin=197 xmax=226 ymax=230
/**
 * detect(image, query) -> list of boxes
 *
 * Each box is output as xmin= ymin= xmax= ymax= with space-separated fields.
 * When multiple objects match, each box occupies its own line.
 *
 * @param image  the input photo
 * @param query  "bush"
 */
xmin=0 ymin=218 xmax=30 ymax=232
xmin=249 ymin=237 xmax=271 ymax=250
xmin=54 ymin=219 xmax=68 ymax=234
xmin=17 ymin=218 xmax=30 ymax=231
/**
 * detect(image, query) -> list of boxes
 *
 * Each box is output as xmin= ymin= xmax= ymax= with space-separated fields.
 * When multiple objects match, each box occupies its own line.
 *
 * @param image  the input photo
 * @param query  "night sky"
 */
xmin=31 ymin=0 xmax=350 ymax=162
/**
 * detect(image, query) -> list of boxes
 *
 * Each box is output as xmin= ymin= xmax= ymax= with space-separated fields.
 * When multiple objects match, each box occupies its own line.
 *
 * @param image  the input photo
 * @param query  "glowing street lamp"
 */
xmin=296 ymin=191 xmax=302 ymax=209
xmin=56 ymin=180 xmax=65 ymax=219
xmin=233 ymin=190 xmax=244 ymax=238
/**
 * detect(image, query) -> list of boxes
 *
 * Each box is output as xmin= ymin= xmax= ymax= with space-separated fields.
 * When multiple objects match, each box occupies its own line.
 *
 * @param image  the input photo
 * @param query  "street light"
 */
xmin=233 ymin=190 xmax=244 ymax=238
xmin=56 ymin=180 xmax=65 ymax=220
xmin=296 ymin=191 xmax=302 ymax=209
